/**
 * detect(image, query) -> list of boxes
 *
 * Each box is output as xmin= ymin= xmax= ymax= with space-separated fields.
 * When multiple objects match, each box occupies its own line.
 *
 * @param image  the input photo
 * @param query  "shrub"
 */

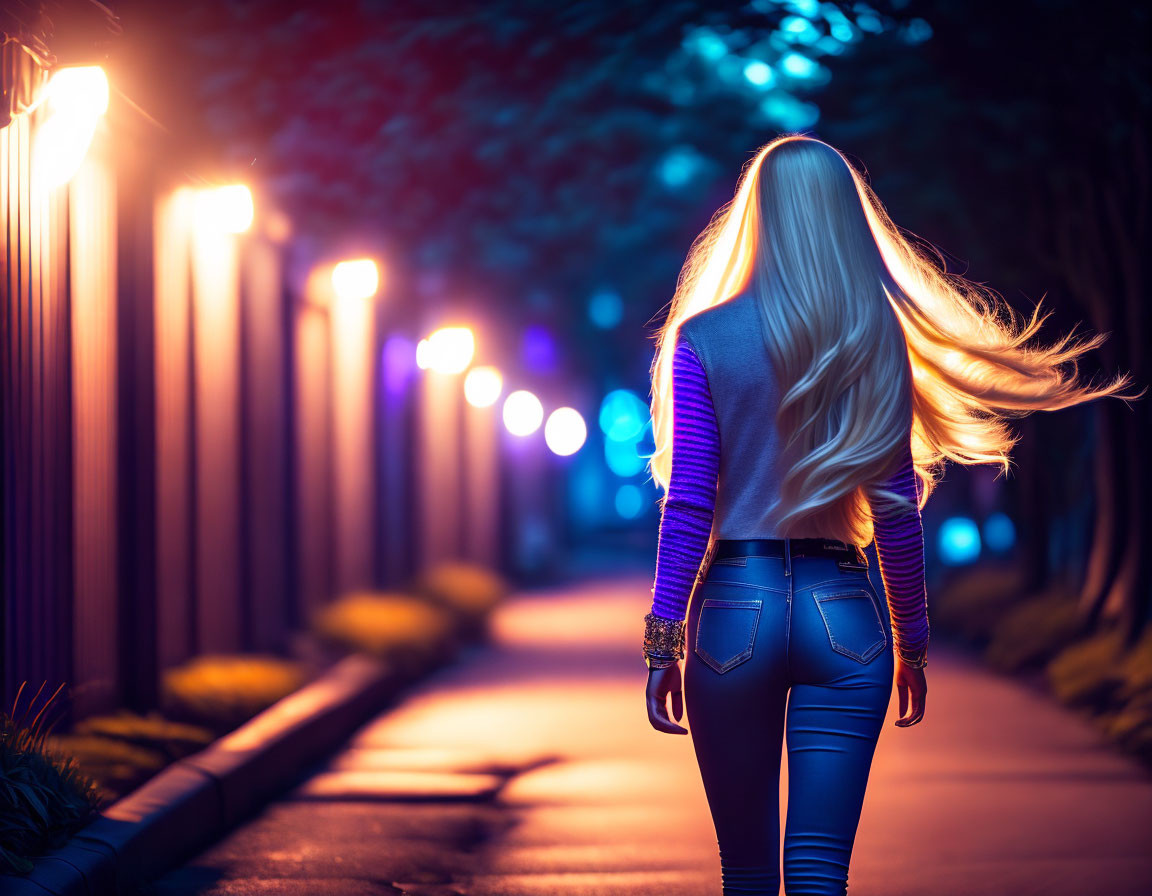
xmin=1046 ymin=629 xmax=1128 ymax=708
xmin=410 ymin=561 xmax=510 ymax=623
xmin=161 ymin=655 xmax=308 ymax=733
xmin=984 ymin=590 xmax=1085 ymax=673
xmin=0 ymin=683 xmax=101 ymax=875
xmin=312 ymin=591 xmax=458 ymax=672
xmin=931 ymin=564 xmax=1026 ymax=644
xmin=1117 ymin=630 xmax=1152 ymax=698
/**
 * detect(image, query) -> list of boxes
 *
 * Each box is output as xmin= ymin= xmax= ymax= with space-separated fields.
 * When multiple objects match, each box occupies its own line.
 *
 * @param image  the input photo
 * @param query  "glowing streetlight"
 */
xmin=420 ymin=326 xmax=475 ymax=375
xmin=331 ymin=259 xmax=379 ymax=301
xmin=464 ymin=366 xmax=503 ymax=408
xmin=32 ymin=66 xmax=109 ymax=188
xmin=544 ymin=407 xmax=587 ymax=456
xmin=195 ymin=185 xmax=254 ymax=234
xmin=503 ymin=390 xmax=543 ymax=436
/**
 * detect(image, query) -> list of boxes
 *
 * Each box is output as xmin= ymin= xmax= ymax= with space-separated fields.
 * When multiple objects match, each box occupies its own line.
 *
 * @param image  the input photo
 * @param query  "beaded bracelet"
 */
xmin=643 ymin=612 xmax=686 ymax=669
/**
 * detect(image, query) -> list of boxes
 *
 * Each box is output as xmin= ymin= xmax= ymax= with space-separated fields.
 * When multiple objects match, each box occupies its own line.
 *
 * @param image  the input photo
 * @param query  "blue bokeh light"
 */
xmin=615 ymin=484 xmax=644 ymax=519
xmin=760 ymin=94 xmax=820 ymax=130
xmin=856 ymin=11 xmax=884 ymax=34
xmin=743 ymin=60 xmax=776 ymax=88
xmin=588 ymin=288 xmax=624 ymax=329
xmin=778 ymin=53 xmax=829 ymax=86
xmin=683 ymin=27 xmax=728 ymax=62
xmin=783 ymin=0 xmax=820 ymax=16
xmin=780 ymin=16 xmax=820 ymax=45
xmin=658 ymin=146 xmax=705 ymax=189
xmin=938 ymin=516 xmax=982 ymax=565
xmin=604 ymin=436 xmax=647 ymax=478
xmin=569 ymin=452 xmax=606 ymax=525
xmin=902 ymin=18 xmax=933 ymax=43
xmin=982 ymin=512 xmax=1017 ymax=552
xmin=599 ymin=389 xmax=648 ymax=442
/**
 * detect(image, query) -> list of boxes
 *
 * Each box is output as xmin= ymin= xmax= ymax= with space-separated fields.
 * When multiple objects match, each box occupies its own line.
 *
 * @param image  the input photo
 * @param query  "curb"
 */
xmin=1 ymin=652 xmax=407 ymax=896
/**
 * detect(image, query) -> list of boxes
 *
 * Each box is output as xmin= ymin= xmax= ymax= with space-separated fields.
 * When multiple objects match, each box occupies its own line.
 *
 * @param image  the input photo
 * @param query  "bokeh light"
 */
xmin=982 ymin=512 xmax=1017 ymax=552
xmin=604 ymin=437 xmax=646 ymax=477
xmin=743 ymin=60 xmax=776 ymax=88
xmin=615 ymin=484 xmax=644 ymax=519
xmin=32 ymin=66 xmax=109 ymax=188
xmin=588 ymin=289 xmax=624 ymax=329
xmin=382 ymin=334 xmax=416 ymax=397
xmin=195 ymin=184 xmax=254 ymax=234
xmin=938 ymin=516 xmax=981 ymax=565
xmin=503 ymin=390 xmax=543 ymax=436
xmin=422 ymin=326 xmax=475 ymax=374
xmin=544 ymin=407 xmax=587 ymax=456
xmin=522 ymin=325 xmax=557 ymax=373
xmin=760 ymin=94 xmax=820 ymax=130
xmin=331 ymin=259 xmax=380 ymax=301
xmin=780 ymin=52 xmax=820 ymax=80
xmin=598 ymin=389 xmax=648 ymax=443
xmin=464 ymin=366 xmax=503 ymax=408
xmin=780 ymin=16 xmax=820 ymax=44
xmin=658 ymin=145 xmax=705 ymax=189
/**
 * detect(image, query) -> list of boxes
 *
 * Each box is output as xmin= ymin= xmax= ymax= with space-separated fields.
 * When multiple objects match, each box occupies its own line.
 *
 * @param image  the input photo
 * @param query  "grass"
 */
xmin=1 ymin=683 xmax=101 ymax=875
xmin=6 ymin=562 xmax=511 ymax=857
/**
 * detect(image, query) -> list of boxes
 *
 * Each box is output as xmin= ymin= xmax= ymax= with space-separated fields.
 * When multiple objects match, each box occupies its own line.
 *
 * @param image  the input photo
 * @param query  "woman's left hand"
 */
xmin=646 ymin=663 xmax=688 ymax=734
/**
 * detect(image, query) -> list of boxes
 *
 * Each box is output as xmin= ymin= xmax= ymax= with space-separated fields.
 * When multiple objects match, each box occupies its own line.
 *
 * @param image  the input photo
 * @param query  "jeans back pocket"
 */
xmin=694 ymin=595 xmax=762 ymax=674
xmin=811 ymin=585 xmax=886 ymax=664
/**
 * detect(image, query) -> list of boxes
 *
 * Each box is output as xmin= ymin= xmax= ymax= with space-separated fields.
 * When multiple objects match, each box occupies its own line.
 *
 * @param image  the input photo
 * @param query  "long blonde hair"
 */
xmin=647 ymin=135 xmax=1139 ymax=546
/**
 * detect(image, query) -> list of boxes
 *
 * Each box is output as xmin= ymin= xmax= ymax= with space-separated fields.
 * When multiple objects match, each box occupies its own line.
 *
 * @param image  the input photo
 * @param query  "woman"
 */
xmin=641 ymin=135 xmax=1138 ymax=896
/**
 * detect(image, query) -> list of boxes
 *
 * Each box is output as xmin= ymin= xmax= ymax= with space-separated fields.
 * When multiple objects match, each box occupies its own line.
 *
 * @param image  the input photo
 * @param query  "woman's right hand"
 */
xmin=894 ymin=659 xmax=927 ymax=727
xmin=646 ymin=662 xmax=689 ymax=734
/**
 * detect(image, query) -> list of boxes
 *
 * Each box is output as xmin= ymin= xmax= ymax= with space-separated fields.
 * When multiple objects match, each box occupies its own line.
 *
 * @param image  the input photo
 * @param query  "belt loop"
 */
xmin=784 ymin=537 xmax=792 ymax=577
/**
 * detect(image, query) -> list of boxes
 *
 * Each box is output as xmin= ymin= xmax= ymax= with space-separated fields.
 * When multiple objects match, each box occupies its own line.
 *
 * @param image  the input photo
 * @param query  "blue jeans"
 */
xmin=684 ymin=542 xmax=894 ymax=895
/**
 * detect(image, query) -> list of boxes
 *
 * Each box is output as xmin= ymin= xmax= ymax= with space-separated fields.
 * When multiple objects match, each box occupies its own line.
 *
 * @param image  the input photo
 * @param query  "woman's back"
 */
xmin=677 ymin=293 xmax=789 ymax=542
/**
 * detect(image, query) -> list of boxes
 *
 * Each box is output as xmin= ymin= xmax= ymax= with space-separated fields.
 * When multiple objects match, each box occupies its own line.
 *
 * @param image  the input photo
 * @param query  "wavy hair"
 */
xmin=647 ymin=135 xmax=1140 ymax=546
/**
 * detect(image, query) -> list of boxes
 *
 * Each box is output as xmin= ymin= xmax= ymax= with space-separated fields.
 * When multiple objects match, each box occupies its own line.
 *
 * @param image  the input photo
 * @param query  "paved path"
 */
xmin=146 ymin=573 xmax=1152 ymax=896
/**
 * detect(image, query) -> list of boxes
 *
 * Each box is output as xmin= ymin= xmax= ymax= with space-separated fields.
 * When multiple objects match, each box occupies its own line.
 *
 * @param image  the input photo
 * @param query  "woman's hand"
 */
xmin=646 ymin=662 xmax=688 ymax=734
xmin=894 ymin=659 xmax=927 ymax=727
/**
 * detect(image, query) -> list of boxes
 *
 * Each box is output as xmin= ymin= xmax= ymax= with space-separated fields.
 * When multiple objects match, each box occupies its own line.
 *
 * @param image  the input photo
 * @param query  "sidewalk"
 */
xmin=145 ymin=573 xmax=1152 ymax=896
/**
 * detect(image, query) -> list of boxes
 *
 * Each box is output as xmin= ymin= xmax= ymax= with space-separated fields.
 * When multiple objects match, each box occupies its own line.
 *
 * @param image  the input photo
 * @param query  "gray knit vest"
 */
xmin=677 ymin=292 xmax=787 ymax=541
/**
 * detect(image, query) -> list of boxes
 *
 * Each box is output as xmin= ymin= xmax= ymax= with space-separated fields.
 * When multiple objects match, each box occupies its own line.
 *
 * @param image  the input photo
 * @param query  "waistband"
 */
xmin=712 ymin=537 xmax=868 ymax=570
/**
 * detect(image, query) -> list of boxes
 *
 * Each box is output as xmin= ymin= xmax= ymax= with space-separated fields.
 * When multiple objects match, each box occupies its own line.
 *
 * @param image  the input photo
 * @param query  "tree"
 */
xmin=818 ymin=0 xmax=1150 ymax=637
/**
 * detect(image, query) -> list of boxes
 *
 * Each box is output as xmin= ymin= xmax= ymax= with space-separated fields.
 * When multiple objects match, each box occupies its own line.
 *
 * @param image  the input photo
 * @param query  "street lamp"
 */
xmin=331 ymin=259 xmax=380 ymax=301
xmin=195 ymin=185 xmax=254 ymax=234
xmin=32 ymin=65 xmax=109 ymax=188
xmin=418 ymin=326 xmax=475 ymax=374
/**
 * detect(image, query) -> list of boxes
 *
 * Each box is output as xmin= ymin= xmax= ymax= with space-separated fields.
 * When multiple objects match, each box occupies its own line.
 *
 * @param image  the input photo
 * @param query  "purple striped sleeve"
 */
xmin=649 ymin=337 xmax=720 ymax=621
xmin=872 ymin=439 xmax=930 ymax=662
